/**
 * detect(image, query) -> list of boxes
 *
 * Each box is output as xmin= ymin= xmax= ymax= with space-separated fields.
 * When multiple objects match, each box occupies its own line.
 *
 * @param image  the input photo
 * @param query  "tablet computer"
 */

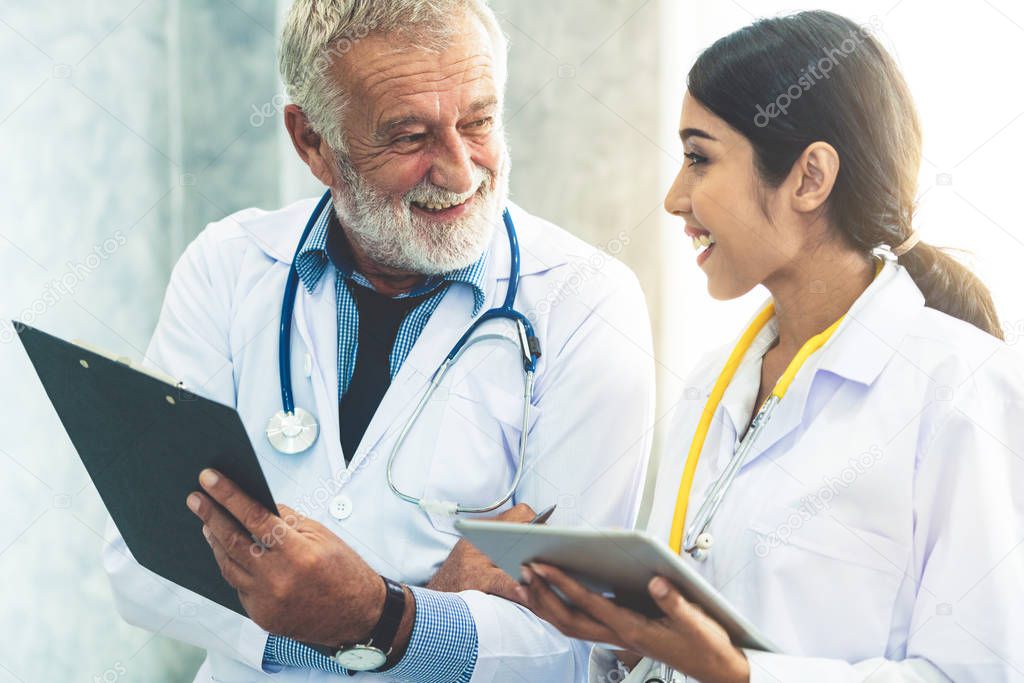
xmin=455 ymin=519 xmax=780 ymax=653
xmin=16 ymin=322 xmax=277 ymax=617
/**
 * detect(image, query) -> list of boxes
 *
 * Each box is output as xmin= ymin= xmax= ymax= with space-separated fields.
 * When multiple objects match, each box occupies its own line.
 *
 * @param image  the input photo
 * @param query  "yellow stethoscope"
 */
xmin=668 ymin=261 xmax=882 ymax=560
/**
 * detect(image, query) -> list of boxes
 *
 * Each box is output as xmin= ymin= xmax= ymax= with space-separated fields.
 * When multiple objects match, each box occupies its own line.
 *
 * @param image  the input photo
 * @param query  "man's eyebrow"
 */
xmin=679 ymin=127 xmax=718 ymax=143
xmin=464 ymin=95 xmax=498 ymax=116
xmin=378 ymin=96 xmax=499 ymax=134
xmin=380 ymin=115 xmax=425 ymax=134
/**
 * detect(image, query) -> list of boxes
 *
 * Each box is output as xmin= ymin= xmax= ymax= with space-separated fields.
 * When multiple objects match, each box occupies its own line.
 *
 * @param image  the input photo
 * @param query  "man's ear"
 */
xmin=788 ymin=141 xmax=840 ymax=215
xmin=284 ymin=104 xmax=337 ymax=187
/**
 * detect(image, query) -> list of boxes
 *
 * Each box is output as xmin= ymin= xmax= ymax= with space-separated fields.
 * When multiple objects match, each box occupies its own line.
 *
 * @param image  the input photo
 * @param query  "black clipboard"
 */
xmin=15 ymin=321 xmax=278 ymax=617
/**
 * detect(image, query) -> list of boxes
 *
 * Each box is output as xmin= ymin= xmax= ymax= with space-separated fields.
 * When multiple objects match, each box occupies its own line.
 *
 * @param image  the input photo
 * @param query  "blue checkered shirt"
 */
xmin=261 ymin=199 xmax=485 ymax=680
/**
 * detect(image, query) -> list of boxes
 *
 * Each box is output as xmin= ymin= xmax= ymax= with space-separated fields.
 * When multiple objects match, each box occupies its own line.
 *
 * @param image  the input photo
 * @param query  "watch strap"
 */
xmin=368 ymin=576 xmax=406 ymax=658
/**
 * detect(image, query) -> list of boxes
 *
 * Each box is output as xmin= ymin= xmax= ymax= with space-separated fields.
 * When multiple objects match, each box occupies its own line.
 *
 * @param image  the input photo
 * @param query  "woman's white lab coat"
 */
xmin=595 ymin=260 xmax=1024 ymax=682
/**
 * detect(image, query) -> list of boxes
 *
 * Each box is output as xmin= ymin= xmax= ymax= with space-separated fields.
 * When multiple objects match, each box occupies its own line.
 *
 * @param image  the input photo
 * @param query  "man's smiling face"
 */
xmin=324 ymin=11 xmax=509 ymax=275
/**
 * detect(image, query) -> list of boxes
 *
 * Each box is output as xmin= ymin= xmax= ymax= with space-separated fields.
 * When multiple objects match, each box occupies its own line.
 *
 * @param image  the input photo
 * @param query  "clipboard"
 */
xmin=15 ymin=321 xmax=278 ymax=617
xmin=455 ymin=519 xmax=781 ymax=653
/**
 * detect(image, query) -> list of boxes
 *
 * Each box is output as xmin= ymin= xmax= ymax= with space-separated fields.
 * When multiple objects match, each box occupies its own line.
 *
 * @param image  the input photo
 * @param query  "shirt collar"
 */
xmin=293 ymin=199 xmax=489 ymax=316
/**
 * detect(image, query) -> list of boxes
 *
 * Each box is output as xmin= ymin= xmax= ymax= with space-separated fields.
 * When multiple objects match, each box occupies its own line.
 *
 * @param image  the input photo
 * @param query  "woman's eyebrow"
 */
xmin=679 ymin=127 xmax=718 ymax=143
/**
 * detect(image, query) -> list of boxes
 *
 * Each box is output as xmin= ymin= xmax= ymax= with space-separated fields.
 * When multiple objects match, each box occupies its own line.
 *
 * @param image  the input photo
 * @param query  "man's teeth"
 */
xmin=691 ymin=234 xmax=716 ymax=252
xmin=416 ymin=199 xmax=464 ymax=211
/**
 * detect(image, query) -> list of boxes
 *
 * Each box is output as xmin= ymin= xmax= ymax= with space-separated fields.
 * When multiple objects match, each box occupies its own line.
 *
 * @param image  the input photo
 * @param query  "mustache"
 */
xmin=402 ymin=166 xmax=493 ymax=206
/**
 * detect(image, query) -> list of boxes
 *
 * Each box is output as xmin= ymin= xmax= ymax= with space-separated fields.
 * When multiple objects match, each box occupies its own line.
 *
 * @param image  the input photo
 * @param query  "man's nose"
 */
xmin=429 ymin=131 xmax=476 ymax=195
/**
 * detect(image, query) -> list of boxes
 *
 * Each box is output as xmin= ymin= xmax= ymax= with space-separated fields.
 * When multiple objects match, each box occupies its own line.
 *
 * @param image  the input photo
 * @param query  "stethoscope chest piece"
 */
xmin=266 ymin=407 xmax=319 ymax=454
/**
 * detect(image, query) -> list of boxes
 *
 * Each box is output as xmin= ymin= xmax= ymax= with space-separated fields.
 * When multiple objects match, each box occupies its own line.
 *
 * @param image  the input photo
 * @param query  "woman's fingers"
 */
xmin=649 ymin=577 xmax=692 ymax=620
xmin=532 ymin=564 xmax=620 ymax=618
xmin=532 ymin=561 xmax=643 ymax=647
xmin=648 ymin=576 xmax=716 ymax=633
xmin=521 ymin=566 xmax=623 ymax=646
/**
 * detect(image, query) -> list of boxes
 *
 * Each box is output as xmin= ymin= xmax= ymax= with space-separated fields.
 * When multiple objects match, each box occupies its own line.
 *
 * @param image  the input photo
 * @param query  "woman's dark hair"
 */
xmin=688 ymin=10 xmax=1003 ymax=339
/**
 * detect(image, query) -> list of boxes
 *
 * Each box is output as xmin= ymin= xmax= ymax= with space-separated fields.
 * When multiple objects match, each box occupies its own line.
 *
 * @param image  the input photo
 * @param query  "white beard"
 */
xmin=330 ymin=148 xmax=510 ymax=275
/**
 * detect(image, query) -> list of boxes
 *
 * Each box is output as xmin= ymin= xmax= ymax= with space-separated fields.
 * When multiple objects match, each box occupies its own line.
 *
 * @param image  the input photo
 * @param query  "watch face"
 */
xmin=334 ymin=645 xmax=388 ymax=671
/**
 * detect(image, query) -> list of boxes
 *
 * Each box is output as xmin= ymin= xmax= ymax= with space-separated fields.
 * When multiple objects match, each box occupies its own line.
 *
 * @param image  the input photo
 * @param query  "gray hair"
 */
xmin=279 ymin=0 xmax=508 ymax=153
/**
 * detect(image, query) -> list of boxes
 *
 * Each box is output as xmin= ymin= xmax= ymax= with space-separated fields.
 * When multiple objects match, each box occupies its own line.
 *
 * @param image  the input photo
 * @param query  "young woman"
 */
xmin=516 ymin=11 xmax=1024 ymax=683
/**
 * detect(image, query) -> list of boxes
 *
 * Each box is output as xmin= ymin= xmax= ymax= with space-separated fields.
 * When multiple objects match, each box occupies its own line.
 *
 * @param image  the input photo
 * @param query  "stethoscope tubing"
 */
xmin=278 ymin=190 xmax=333 ymax=415
xmin=682 ymin=394 xmax=780 ymax=557
xmin=275 ymin=190 xmax=540 ymax=516
xmin=386 ymin=207 xmax=540 ymax=513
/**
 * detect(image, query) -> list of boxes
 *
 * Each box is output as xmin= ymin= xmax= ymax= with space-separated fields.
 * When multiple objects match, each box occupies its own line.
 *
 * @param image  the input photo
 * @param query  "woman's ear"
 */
xmin=788 ymin=141 xmax=840 ymax=215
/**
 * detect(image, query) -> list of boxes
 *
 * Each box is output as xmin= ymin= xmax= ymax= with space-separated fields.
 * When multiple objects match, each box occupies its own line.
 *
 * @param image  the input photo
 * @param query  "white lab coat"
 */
xmin=101 ymin=196 xmax=656 ymax=683
xmin=593 ymin=260 xmax=1024 ymax=682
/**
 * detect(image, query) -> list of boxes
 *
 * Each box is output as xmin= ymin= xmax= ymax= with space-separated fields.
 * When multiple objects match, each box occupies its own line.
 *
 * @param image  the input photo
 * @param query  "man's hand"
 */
xmin=427 ymin=503 xmax=537 ymax=605
xmin=186 ymin=468 xmax=409 ymax=650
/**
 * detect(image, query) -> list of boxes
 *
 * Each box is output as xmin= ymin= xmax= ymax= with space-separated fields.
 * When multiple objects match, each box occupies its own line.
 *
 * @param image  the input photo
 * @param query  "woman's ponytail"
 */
xmin=897 ymin=240 xmax=1003 ymax=339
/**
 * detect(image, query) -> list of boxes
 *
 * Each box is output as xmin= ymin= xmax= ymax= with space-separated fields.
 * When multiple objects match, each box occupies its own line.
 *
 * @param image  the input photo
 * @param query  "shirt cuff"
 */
xmin=371 ymin=586 xmax=478 ymax=683
xmin=261 ymin=587 xmax=478 ymax=681
xmin=262 ymin=634 xmax=346 ymax=675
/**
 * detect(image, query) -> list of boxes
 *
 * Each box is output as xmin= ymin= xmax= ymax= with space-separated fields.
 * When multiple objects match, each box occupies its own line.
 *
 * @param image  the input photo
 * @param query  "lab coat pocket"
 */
xmin=420 ymin=372 xmax=541 ymax=537
xmin=746 ymin=511 xmax=909 ymax=658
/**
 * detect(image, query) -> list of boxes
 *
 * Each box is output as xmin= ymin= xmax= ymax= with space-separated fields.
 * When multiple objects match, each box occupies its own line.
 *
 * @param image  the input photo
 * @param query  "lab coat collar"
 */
xmin=239 ymin=195 xmax=568 ymax=277
xmin=717 ymin=317 xmax=778 ymax=445
xmin=727 ymin=258 xmax=925 ymax=389
xmin=292 ymin=203 xmax=491 ymax=315
xmin=815 ymin=258 xmax=926 ymax=386
xmin=242 ymin=196 xmax=320 ymax=265
xmin=732 ymin=258 xmax=926 ymax=470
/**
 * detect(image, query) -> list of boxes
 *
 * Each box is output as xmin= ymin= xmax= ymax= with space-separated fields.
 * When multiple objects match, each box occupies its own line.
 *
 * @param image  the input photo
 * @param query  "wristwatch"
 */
xmin=332 ymin=576 xmax=407 ymax=671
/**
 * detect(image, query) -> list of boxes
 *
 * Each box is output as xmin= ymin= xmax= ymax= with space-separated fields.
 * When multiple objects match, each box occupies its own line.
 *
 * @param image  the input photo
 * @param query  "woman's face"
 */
xmin=664 ymin=93 xmax=805 ymax=300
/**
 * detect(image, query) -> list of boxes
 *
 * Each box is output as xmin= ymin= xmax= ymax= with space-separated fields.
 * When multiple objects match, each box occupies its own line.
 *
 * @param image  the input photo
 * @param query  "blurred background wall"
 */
xmin=1 ymin=0 xmax=1022 ymax=680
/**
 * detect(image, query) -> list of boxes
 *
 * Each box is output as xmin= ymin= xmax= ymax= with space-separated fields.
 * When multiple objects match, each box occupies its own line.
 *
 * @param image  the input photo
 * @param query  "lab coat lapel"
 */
xmin=736 ymin=366 xmax=825 ymax=472
xmin=292 ymin=267 xmax=347 ymax=475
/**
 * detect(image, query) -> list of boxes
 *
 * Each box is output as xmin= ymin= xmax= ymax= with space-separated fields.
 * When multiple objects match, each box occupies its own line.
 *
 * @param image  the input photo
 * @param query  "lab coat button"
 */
xmin=330 ymin=495 xmax=353 ymax=521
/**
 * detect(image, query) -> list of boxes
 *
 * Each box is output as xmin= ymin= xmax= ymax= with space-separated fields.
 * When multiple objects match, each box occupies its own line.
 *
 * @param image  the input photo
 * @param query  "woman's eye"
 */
xmin=684 ymin=152 xmax=708 ymax=167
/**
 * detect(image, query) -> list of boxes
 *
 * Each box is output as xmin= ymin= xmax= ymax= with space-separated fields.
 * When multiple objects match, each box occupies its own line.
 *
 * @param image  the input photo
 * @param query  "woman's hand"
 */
xmin=520 ymin=563 xmax=750 ymax=683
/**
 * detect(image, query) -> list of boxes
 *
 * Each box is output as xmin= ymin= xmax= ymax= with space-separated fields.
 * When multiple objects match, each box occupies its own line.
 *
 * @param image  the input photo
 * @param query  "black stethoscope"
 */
xmin=266 ymin=190 xmax=542 ymax=512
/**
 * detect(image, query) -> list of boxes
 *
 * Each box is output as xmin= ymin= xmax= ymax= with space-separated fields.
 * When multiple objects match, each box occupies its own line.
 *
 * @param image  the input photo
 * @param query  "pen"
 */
xmin=529 ymin=504 xmax=556 ymax=525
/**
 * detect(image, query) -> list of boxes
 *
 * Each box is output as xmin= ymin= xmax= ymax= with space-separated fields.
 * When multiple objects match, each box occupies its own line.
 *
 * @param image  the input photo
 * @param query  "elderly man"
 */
xmin=103 ymin=1 xmax=654 ymax=681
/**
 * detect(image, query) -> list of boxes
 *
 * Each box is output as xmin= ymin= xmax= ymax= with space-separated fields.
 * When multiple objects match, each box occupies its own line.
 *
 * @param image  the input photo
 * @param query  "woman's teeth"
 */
xmin=691 ymin=234 xmax=716 ymax=252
